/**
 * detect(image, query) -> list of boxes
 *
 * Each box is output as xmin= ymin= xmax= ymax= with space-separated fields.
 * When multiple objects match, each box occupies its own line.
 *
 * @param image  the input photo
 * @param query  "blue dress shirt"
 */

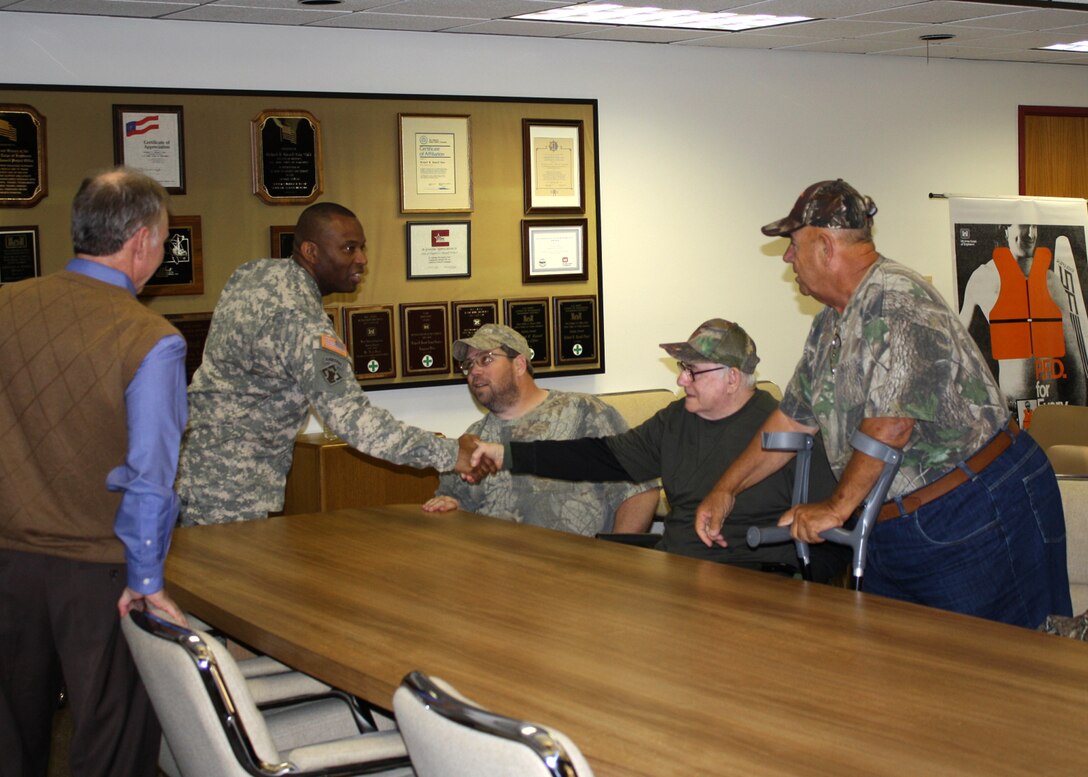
xmin=66 ymin=259 xmax=188 ymax=594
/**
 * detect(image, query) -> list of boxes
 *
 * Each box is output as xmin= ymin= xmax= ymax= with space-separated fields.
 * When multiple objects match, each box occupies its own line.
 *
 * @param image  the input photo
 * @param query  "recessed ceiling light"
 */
xmin=512 ymin=3 xmax=811 ymax=32
xmin=1041 ymin=40 xmax=1088 ymax=52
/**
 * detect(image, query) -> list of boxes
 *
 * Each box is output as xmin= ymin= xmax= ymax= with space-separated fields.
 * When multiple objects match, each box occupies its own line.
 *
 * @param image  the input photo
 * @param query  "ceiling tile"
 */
xmin=5 ymin=0 xmax=196 ymax=16
xmin=857 ymin=22 xmax=1019 ymax=43
xmin=849 ymin=1 xmax=1030 ymax=24
xmin=364 ymin=0 xmax=562 ymax=20
xmin=311 ymin=11 xmax=464 ymax=31
xmin=783 ymin=18 xmax=931 ymax=37
xmin=565 ymin=25 xmax=723 ymax=42
xmin=163 ymin=5 xmax=345 ymax=23
xmin=199 ymin=0 xmax=389 ymax=9
xmin=733 ymin=0 xmax=928 ymax=17
xmin=672 ymin=29 xmax=832 ymax=48
xmin=776 ymin=37 xmax=922 ymax=53
xmin=444 ymin=18 xmax=614 ymax=38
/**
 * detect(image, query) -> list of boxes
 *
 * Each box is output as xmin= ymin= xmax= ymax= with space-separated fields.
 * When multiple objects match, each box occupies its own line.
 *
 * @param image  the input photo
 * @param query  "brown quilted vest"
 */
xmin=0 ymin=270 xmax=178 ymax=563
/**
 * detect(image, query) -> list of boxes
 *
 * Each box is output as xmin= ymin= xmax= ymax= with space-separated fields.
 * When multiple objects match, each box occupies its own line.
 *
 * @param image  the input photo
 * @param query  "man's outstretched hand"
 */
xmin=455 ymin=434 xmax=499 ymax=483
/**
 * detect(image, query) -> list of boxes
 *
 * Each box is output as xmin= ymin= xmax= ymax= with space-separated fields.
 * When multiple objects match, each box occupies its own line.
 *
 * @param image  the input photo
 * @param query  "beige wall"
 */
xmin=2 ymin=13 xmax=1087 ymax=435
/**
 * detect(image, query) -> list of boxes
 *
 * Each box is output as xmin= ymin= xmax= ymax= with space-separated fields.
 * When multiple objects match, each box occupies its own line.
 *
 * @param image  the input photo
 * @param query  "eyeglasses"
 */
xmin=677 ymin=361 xmax=727 ymax=380
xmin=460 ymin=349 xmax=512 ymax=375
xmin=829 ymin=326 xmax=841 ymax=376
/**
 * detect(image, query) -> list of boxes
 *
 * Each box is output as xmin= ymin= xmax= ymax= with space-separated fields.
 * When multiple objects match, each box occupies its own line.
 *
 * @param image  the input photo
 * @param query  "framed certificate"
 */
xmin=251 ymin=110 xmax=323 ymax=205
xmin=523 ymin=119 xmax=585 ymax=214
xmin=112 ymin=105 xmax=185 ymax=194
xmin=554 ymin=295 xmax=598 ymax=365
xmin=522 ymin=219 xmax=588 ymax=283
xmin=142 ymin=215 xmax=203 ymax=296
xmin=0 ymin=104 xmax=47 ymax=207
xmin=398 ymin=114 xmax=472 ymax=213
xmin=270 ymin=226 xmax=294 ymax=258
xmin=0 ymin=226 xmax=40 ymax=284
xmin=407 ymin=221 xmax=470 ymax=279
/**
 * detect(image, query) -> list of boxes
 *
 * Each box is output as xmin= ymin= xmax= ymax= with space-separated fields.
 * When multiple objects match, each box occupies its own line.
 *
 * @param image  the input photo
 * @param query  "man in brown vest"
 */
xmin=0 ymin=168 xmax=187 ymax=776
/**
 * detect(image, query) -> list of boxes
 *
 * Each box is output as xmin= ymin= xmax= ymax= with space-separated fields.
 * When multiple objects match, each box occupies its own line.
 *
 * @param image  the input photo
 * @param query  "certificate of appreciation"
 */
xmin=113 ymin=105 xmax=185 ymax=194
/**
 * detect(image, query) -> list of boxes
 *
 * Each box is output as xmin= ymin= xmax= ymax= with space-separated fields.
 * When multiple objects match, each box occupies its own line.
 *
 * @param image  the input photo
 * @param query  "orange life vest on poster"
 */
xmin=988 ymin=246 xmax=1065 ymax=360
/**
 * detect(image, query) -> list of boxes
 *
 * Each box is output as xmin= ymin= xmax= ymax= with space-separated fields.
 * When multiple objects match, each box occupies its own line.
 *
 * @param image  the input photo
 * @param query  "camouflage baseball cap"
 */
xmin=660 ymin=319 xmax=759 ymax=374
xmin=452 ymin=323 xmax=531 ymax=362
xmin=761 ymin=179 xmax=878 ymax=237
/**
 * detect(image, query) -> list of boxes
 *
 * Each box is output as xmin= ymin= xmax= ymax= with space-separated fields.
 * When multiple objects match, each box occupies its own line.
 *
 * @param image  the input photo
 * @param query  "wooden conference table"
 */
xmin=166 ymin=505 xmax=1088 ymax=777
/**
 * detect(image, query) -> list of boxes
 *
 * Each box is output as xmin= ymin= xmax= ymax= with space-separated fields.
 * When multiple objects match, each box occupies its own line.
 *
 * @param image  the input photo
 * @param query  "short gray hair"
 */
xmin=71 ymin=168 xmax=169 ymax=257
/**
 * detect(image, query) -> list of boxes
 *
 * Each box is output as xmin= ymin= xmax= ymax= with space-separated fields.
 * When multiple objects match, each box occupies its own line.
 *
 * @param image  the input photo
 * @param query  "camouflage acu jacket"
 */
xmin=176 ymin=258 xmax=456 ymax=525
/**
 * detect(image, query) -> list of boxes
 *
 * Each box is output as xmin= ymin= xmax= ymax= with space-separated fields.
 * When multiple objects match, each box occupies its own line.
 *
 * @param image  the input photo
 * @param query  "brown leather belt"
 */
xmin=876 ymin=419 xmax=1019 ymax=523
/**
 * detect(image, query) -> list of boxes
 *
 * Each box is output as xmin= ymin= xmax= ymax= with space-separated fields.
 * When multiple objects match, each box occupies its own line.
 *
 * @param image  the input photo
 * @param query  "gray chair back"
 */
xmin=392 ymin=671 xmax=594 ymax=777
xmin=1057 ymin=475 xmax=1088 ymax=614
xmin=122 ymin=609 xmax=409 ymax=777
xmin=123 ymin=609 xmax=285 ymax=776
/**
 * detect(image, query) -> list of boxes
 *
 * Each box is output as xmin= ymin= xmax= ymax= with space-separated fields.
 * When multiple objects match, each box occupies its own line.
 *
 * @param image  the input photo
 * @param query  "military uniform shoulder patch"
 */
xmin=319 ymin=333 xmax=349 ymax=358
xmin=313 ymin=346 xmax=350 ymax=393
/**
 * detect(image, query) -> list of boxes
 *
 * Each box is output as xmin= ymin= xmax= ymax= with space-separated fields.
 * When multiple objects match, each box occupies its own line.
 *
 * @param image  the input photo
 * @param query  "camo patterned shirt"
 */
xmin=176 ymin=258 xmax=457 ymax=525
xmin=780 ymin=256 xmax=1009 ymax=497
xmin=436 ymin=391 xmax=657 ymax=536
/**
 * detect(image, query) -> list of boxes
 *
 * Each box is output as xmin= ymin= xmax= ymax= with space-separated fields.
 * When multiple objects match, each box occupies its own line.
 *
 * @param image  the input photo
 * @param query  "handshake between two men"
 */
xmin=454 ymin=434 xmax=503 ymax=483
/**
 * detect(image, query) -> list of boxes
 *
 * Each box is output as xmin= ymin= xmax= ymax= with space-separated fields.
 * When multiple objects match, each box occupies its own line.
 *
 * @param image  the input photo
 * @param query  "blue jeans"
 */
xmin=865 ymin=430 xmax=1072 ymax=628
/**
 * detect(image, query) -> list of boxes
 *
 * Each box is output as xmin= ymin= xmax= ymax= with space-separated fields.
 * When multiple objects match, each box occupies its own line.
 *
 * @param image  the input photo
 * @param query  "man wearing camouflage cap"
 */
xmin=176 ymin=202 xmax=486 ymax=525
xmin=468 ymin=319 xmax=849 ymax=582
xmin=695 ymin=180 xmax=1071 ymax=627
xmin=423 ymin=323 xmax=660 ymax=537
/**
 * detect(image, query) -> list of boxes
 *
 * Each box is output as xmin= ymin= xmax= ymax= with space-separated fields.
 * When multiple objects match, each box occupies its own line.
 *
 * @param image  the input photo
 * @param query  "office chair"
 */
xmin=182 ymin=611 xmax=342 ymax=699
xmin=1057 ymin=474 xmax=1088 ymax=614
xmin=1026 ymin=403 xmax=1088 ymax=452
xmin=392 ymin=671 xmax=595 ymax=777
xmin=1046 ymin=444 xmax=1088 ymax=477
xmin=748 ymin=429 xmax=902 ymax=590
xmin=122 ymin=609 xmax=414 ymax=777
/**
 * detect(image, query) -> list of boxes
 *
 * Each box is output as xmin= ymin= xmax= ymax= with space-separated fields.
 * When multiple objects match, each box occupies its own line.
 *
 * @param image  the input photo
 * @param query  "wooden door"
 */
xmin=1020 ymin=106 xmax=1088 ymax=198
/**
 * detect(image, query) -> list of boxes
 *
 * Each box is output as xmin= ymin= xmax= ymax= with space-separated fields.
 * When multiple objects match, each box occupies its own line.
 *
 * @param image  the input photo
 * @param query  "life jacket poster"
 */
xmin=950 ymin=196 xmax=1088 ymax=428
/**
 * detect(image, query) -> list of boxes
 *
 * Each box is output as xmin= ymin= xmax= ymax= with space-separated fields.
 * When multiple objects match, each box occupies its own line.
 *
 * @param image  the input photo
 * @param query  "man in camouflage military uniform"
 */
xmin=695 ymin=180 xmax=1071 ymax=628
xmin=422 ymin=324 xmax=660 ymax=536
xmin=177 ymin=203 xmax=481 ymax=525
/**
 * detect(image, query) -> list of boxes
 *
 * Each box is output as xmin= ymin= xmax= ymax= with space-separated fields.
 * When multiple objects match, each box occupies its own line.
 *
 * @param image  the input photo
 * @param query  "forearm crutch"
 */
xmin=747 ymin=430 xmax=903 ymax=591
xmin=757 ymin=431 xmax=816 ymax=580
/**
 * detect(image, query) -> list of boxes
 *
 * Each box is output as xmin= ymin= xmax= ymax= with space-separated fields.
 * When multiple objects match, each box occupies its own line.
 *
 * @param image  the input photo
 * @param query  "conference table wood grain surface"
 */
xmin=165 ymin=505 xmax=1088 ymax=777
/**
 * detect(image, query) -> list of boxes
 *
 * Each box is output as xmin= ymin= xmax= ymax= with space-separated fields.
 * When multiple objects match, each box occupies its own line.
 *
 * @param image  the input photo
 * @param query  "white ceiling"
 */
xmin=2 ymin=0 xmax=1087 ymax=65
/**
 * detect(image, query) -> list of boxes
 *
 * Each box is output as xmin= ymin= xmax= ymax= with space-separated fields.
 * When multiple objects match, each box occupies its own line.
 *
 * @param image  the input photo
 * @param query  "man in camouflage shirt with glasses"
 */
xmin=423 ymin=324 xmax=660 ymax=536
xmin=695 ymin=179 xmax=1071 ymax=628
